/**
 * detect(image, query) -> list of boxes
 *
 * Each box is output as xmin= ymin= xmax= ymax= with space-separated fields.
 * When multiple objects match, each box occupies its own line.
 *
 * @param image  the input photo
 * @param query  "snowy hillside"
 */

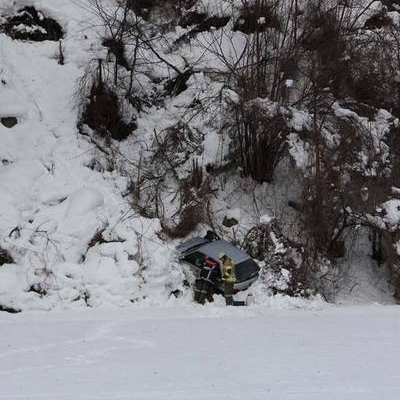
xmin=2 ymin=2 xmax=400 ymax=399
xmin=2 ymin=0 xmax=400 ymax=311
xmin=0 ymin=0 xmax=192 ymax=311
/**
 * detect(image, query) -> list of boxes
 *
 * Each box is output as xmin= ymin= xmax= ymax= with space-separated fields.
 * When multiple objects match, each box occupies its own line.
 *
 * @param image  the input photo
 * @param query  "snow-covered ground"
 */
xmin=1 ymin=0 xmax=396 ymax=311
xmin=1 ymin=4 xmax=400 ymax=398
xmin=0 ymin=0 xmax=191 ymax=311
xmin=1 ymin=305 xmax=400 ymax=400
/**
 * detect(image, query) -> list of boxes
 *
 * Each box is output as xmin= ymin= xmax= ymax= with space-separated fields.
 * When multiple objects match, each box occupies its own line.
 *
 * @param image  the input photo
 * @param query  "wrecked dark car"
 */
xmin=176 ymin=236 xmax=260 ymax=293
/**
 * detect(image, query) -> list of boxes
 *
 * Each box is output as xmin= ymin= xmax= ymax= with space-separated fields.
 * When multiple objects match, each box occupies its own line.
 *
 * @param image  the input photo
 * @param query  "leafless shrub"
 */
xmin=151 ymin=122 xmax=203 ymax=173
xmin=75 ymin=0 xmax=400 ymax=299
xmin=103 ymin=36 xmax=129 ymax=70
xmin=300 ymin=5 xmax=348 ymax=94
xmin=58 ymin=40 xmax=64 ymax=65
xmin=81 ymin=79 xmax=137 ymax=141
xmin=127 ymin=0 xmax=197 ymax=19
xmin=233 ymin=0 xmax=280 ymax=34
xmin=203 ymin=0 xmax=303 ymax=182
xmin=230 ymin=100 xmax=290 ymax=183
xmin=242 ymin=221 xmax=315 ymax=297
xmin=161 ymin=167 xmax=214 ymax=239
xmin=164 ymin=69 xmax=193 ymax=97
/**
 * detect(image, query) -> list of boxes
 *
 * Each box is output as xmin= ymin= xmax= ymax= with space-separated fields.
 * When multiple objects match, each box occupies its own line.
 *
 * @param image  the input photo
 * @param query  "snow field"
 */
xmin=1 ymin=305 xmax=400 ymax=400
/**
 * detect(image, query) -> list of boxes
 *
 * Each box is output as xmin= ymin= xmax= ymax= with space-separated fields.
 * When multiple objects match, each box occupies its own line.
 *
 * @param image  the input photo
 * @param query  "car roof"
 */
xmin=180 ymin=238 xmax=251 ymax=264
xmin=175 ymin=237 xmax=210 ymax=253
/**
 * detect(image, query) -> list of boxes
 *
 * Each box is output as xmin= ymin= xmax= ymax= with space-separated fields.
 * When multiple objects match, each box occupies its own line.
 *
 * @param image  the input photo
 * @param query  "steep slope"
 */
xmin=0 ymin=1 xmax=188 ymax=311
xmin=1 ymin=0 xmax=399 ymax=310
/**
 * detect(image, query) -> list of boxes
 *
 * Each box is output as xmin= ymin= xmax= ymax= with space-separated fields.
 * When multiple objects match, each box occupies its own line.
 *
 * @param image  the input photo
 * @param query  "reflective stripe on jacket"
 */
xmin=222 ymin=258 xmax=236 ymax=283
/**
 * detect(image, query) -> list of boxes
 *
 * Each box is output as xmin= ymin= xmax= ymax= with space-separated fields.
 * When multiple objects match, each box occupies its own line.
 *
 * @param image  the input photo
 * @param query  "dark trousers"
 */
xmin=194 ymin=279 xmax=214 ymax=304
xmin=193 ymin=278 xmax=203 ymax=303
xmin=198 ymin=281 xmax=213 ymax=304
xmin=224 ymin=281 xmax=234 ymax=306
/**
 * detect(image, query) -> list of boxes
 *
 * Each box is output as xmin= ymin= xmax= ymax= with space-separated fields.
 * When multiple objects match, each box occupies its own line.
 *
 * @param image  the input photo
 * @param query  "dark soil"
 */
xmin=233 ymin=4 xmax=280 ymax=34
xmin=365 ymin=13 xmax=393 ymax=30
xmin=164 ymin=69 xmax=193 ymax=97
xmin=2 ymin=6 xmax=63 ymax=42
xmin=179 ymin=11 xmax=207 ymax=28
xmin=1 ymin=117 xmax=18 ymax=128
xmin=179 ymin=12 xmax=230 ymax=32
xmin=382 ymin=1 xmax=400 ymax=11
xmin=0 ymin=304 xmax=21 ymax=314
xmin=128 ymin=0 xmax=197 ymax=20
xmin=28 ymin=283 xmax=47 ymax=297
xmin=81 ymin=84 xmax=136 ymax=141
xmin=0 ymin=248 xmax=14 ymax=266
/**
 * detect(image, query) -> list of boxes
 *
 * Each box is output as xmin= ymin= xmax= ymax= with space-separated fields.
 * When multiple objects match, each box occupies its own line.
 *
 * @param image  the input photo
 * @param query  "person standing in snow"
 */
xmin=194 ymin=258 xmax=219 ymax=305
xmin=219 ymin=253 xmax=236 ymax=306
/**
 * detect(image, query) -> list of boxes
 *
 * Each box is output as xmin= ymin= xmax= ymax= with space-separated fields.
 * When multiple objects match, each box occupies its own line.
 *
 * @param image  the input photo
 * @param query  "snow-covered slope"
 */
xmin=1 ymin=305 xmax=400 ymax=399
xmin=0 ymin=0 xmax=321 ymax=312
xmin=1 ymin=0 xmax=398 ymax=311
xmin=0 ymin=0 xmax=190 ymax=311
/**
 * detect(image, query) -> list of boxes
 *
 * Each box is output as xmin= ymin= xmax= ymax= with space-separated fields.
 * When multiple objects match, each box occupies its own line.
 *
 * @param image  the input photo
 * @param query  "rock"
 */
xmin=1 ymin=117 xmax=17 ymax=128
xmin=365 ymin=13 xmax=393 ymax=30
xmin=223 ymin=216 xmax=238 ymax=228
xmin=0 ymin=304 xmax=21 ymax=314
xmin=0 ymin=247 xmax=14 ymax=266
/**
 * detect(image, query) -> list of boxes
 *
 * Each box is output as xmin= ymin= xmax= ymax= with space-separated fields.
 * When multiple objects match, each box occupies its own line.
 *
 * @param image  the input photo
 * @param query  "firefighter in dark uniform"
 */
xmin=194 ymin=258 xmax=219 ymax=305
xmin=219 ymin=252 xmax=236 ymax=306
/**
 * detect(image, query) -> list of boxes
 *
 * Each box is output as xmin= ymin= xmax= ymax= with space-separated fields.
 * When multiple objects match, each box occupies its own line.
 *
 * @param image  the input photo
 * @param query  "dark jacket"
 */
xmin=194 ymin=258 xmax=220 ymax=304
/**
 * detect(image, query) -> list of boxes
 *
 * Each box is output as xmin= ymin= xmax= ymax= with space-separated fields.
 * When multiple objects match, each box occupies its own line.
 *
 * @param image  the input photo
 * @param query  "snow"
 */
xmin=285 ymin=78 xmax=294 ymax=87
xmin=382 ymin=199 xmax=400 ymax=229
xmin=1 ymin=305 xmax=400 ymax=400
xmin=260 ymin=214 xmax=273 ymax=224
xmin=0 ymin=89 xmax=28 ymax=118
xmin=335 ymin=227 xmax=394 ymax=305
xmin=333 ymin=102 xmax=358 ymax=119
xmin=270 ymin=231 xmax=286 ymax=254
xmin=13 ymin=23 xmax=47 ymax=35
xmin=257 ymin=16 xmax=266 ymax=25
xmin=65 ymin=187 xmax=104 ymax=217
xmin=224 ymin=207 xmax=241 ymax=221
xmin=0 ymin=0 xmax=399 ymax=312
xmin=287 ymin=132 xmax=311 ymax=170
xmin=0 ymin=2 xmax=399 ymax=396
xmin=0 ymin=0 xmax=189 ymax=311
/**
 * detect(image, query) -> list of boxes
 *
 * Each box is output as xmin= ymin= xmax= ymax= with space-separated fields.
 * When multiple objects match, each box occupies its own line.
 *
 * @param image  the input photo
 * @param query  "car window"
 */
xmin=184 ymin=251 xmax=207 ymax=267
xmin=235 ymin=259 xmax=260 ymax=281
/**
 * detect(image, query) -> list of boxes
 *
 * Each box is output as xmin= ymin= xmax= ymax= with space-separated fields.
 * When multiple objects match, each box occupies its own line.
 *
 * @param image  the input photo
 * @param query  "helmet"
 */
xmin=218 ymin=252 xmax=227 ymax=260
